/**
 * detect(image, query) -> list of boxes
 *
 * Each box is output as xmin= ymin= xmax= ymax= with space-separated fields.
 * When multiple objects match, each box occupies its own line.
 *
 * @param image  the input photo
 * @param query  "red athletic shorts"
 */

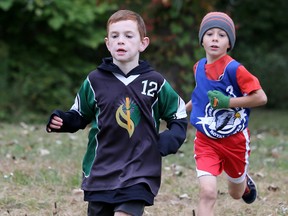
xmin=194 ymin=128 xmax=251 ymax=183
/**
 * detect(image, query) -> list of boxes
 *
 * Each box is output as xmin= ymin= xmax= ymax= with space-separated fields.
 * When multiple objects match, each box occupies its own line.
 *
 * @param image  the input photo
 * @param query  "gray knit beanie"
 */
xmin=199 ymin=12 xmax=236 ymax=51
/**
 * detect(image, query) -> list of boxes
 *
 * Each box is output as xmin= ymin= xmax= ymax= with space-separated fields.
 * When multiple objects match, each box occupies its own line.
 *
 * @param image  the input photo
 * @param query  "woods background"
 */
xmin=0 ymin=0 xmax=287 ymax=122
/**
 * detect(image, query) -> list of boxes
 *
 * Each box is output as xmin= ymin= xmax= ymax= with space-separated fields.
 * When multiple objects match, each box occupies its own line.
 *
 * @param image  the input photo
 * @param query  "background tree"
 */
xmin=231 ymin=0 xmax=288 ymax=109
xmin=0 ymin=0 xmax=287 ymax=122
xmin=0 ymin=0 xmax=117 ymax=121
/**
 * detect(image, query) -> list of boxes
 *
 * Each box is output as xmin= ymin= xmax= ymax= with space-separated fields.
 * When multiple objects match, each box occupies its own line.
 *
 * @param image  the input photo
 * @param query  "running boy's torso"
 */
xmin=190 ymin=57 xmax=250 ymax=139
xmin=72 ymin=58 xmax=186 ymax=195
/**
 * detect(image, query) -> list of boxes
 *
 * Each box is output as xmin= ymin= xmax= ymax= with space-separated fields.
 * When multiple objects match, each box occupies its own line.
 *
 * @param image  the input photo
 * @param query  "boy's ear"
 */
xmin=139 ymin=37 xmax=150 ymax=52
xmin=104 ymin=37 xmax=110 ymax=51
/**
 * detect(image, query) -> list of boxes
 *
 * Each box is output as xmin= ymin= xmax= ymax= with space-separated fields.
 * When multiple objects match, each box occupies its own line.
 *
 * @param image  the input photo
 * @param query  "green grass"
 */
xmin=0 ymin=109 xmax=287 ymax=215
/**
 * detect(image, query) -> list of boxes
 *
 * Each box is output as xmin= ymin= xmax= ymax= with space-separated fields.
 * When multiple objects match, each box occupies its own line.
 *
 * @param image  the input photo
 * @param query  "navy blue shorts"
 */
xmin=84 ymin=183 xmax=154 ymax=206
xmin=87 ymin=201 xmax=145 ymax=216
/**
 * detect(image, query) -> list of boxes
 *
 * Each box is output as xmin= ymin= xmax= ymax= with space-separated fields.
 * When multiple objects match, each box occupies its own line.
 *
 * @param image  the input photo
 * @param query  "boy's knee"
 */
xmin=199 ymin=187 xmax=217 ymax=201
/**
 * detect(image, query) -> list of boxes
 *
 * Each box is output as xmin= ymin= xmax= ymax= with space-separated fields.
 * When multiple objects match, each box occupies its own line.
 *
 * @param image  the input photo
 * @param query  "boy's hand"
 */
xmin=207 ymin=90 xmax=230 ymax=109
xmin=46 ymin=115 xmax=63 ymax=132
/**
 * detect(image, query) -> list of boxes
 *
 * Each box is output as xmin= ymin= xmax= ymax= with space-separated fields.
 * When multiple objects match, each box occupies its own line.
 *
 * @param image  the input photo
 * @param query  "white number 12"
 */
xmin=141 ymin=80 xmax=158 ymax=97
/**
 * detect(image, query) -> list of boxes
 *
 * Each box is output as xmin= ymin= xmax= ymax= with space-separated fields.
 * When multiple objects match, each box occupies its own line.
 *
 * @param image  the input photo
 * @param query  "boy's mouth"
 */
xmin=117 ymin=48 xmax=126 ymax=53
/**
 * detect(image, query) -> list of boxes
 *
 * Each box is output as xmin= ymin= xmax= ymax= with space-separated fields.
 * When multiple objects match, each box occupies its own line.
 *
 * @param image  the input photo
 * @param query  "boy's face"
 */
xmin=202 ymin=27 xmax=230 ymax=60
xmin=105 ymin=20 xmax=149 ymax=65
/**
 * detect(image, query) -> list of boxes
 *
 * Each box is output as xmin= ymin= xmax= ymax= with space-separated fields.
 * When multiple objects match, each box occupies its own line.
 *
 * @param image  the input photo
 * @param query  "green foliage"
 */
xmin=0 ymin=0 xmax=287 ymax=122
xmin=227 ymin=0 xmax=288 ymax=109
xmin=0 ymin=0 xmax=116 ymax=122
xmin=0 ymin=0 xmax=13 ymax=11
xmin=241 ymin=47 xmax=288 ymax=109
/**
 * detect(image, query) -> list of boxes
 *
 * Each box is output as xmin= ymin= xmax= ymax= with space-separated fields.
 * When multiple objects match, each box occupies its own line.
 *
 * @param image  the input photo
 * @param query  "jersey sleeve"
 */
xmin=155 ymin=80 xmax=188 ymax=156
xmin=157 ymin=80 xmax=187 ymax=121
xmin=70 ymin=77 xmax=97 ymax=122
xmin=236 ymin=65 xmax=262 ymax=95
xmin=46 ymin=77 xmax=94 ymax=133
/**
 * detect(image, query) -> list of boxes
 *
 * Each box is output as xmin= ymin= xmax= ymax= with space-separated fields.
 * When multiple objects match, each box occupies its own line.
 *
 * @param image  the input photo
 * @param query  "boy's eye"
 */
xmin=109 ymin=33 xmax=133 ymax=39
xmin=219 ymin=31 xmax=227 ymax=37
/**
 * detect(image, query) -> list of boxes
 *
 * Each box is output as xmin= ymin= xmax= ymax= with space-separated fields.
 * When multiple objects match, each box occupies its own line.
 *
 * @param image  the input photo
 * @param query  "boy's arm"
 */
xmin=229 ymin=89 xmax=267 ymax=108
xmin=46 ymin=109 xmax=90 ymax=133
xmin=46 ymin=76 xmax=96 ymax=133
xmin=185 ymin=100 xmax=192 ymax=112
xmin=155 ymin=79 xmax=188 ymax=156
xmin=208 ymin=89 xmax=267 ymax=109
xmin=157 ymin=118 xmax=187 ymax=156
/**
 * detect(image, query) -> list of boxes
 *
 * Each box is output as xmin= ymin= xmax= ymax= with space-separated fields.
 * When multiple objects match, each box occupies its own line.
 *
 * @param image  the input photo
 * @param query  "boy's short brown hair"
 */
xmin=107 ymin=10 xmax=147 ymax=39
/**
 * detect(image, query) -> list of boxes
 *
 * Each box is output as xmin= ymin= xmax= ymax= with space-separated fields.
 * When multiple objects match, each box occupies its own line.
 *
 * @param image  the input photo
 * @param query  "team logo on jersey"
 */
xmin=196 ymin=104 xmax=247 ymax=138
xmin=115 ymin=97 xmax=141 ymax=137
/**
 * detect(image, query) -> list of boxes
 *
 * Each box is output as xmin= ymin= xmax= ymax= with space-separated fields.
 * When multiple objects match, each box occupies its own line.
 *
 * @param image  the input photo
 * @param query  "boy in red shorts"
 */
xmin=186 ymin=12 xmax=267 ymax=216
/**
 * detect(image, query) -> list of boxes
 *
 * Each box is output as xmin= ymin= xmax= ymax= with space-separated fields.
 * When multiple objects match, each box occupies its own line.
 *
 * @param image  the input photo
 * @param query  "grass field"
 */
xmin=0 ymin=109 xmax=287 ymax=216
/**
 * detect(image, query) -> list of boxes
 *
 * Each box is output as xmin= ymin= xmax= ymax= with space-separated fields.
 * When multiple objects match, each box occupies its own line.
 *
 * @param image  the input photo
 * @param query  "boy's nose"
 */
xmin=117 ymin=35 xmax=125 ymax=44
xmin=212 ymin=34 xmax=218 ymax=41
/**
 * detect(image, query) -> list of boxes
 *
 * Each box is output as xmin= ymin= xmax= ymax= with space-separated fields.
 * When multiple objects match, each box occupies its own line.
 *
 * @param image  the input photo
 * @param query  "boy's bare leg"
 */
xmin=197 ymin=175 xmax=217 ymax=216
xmin=228 ymin=179 xmax=246 ymax=199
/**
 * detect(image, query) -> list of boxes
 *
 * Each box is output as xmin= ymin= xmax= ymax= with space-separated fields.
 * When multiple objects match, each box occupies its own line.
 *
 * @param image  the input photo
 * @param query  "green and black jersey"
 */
xmin=48 ymin=57 xmax=187 ymax=199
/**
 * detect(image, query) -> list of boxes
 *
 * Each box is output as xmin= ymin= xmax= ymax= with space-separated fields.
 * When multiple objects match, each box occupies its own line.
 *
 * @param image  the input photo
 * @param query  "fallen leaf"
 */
xmin=39 ymin=149 xmax=50 ymax=156
xmin=267 ymin=185 xmax=280 ymax=192
xmin=179 ymin=193 xmax=191 ymax=200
